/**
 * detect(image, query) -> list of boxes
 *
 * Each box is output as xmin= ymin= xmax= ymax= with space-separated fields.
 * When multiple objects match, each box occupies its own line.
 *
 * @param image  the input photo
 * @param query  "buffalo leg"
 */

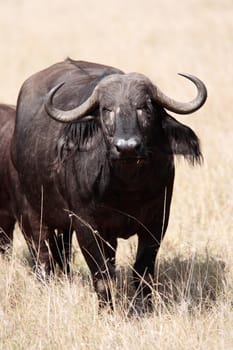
xmin=133 ymin=233 xmax=160 ymax=303
xmin=133 ymin=184 xmax=173 ymax=304
xmin=133 ymin=219 xmax=169 ymax=302
xmin=0 ymin=212 xmax=15 ymax=255
xmin=76 ymin=226 xmax=117 ymax=308
xmin=51 ymin=229 xmax=73 ymax=275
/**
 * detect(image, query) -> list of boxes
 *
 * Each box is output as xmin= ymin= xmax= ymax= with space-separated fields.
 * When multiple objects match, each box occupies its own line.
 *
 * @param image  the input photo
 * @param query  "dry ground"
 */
xmin=0 ymin=0 xmax=233 ymax=349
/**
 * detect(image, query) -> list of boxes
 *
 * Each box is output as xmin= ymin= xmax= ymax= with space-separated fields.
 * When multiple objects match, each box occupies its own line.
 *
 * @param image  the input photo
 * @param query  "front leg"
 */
xmin=51 ymin=229 xmax=73 ymax=275
xmin=75 ymin=220 xmax=117 ymax=309
xmin=133 ymin=215 xmax=171 ymax=303
xmin=133 ymin=233 xmax=161 ymax=303
xmin=133 ymin=183 xmax=173 ymax=304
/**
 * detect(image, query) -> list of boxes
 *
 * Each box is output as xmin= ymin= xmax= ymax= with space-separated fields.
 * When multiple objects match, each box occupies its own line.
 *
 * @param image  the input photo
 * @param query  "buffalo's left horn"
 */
xmin=152 ymin=73 xmax=207 ymax=114
xmin=44 ymin=82 xmax=99 ymax=122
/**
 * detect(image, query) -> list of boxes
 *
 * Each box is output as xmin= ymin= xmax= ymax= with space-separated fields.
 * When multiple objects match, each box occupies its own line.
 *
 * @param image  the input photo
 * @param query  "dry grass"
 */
xmin=0 ymin=0 xmax=233 ymax=349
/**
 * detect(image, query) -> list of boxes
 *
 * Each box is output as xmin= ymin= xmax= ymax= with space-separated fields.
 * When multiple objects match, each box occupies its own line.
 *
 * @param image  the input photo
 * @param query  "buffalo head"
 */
xmin=44 ymin=72 xmax=207 ymax=166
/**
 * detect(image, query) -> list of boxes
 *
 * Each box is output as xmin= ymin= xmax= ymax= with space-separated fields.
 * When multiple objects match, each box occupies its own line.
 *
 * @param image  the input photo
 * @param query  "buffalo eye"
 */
xmin=138 ymin=97 xmax=153 ymax=113
xmin=102 ymin=107 xmax=112 ymax=113
xmin=137 ymin=104 xmax=153 ymax=129
xmin=101 ymin=107 xmax=115 ymax=135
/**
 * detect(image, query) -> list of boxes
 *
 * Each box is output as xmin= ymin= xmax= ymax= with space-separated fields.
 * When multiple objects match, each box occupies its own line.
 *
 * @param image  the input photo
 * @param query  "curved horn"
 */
xmin=44 ymin=82 xmax=99 ymax=122
xmin=153 ymin=73 xmax=207 ymax=114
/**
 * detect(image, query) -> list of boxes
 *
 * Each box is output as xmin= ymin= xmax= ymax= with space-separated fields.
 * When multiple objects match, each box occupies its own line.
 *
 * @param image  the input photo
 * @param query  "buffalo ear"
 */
xmin=161 ymin=112 xmax=203 ymax=165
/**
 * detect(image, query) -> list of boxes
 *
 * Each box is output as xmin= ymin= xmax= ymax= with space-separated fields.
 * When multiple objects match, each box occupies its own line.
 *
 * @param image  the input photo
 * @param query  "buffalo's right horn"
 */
xmin=44 ymin=82 xmax=99 ymax=122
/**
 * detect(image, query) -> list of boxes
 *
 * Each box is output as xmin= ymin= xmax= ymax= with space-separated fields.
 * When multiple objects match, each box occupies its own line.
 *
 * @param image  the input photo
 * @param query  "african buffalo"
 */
xmin=12 ymin=58 xmax=207 ymax=307
xmin=0 ymin=104 xmax=16 ymax=255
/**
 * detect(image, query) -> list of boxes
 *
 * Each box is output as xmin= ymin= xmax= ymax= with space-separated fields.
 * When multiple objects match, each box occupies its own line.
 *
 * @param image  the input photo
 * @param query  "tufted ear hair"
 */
xmin=161 ymin=112 xmax=203 ymax=165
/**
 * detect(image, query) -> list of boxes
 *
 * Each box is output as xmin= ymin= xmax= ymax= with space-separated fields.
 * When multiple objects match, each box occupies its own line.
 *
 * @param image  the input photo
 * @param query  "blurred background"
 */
xmin=0 ymin=0 xmax=232 ymax=103
xmin=0 ymin=0 xmax=232 ymax=257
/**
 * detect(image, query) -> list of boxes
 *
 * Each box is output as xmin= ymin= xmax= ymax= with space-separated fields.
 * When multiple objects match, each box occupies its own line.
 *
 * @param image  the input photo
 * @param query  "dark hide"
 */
xmin=0 ymin=104 xmax=16 ymax=254
xmin=0 ymin=105 xmax=73 ymax=272
xmin=56 ymin=120 xmax=102 ymax=165
xmin=12 ymin=58 xmax=204 ymax=308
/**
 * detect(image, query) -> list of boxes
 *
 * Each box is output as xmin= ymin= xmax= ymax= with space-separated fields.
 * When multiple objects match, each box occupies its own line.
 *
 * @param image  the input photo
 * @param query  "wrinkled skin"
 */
xmin=12 ymin=58 xmax=205 ymax=308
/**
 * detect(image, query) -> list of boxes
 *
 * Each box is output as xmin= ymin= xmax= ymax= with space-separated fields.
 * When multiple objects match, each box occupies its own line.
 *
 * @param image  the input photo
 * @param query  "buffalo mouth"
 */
xmin=111 ymin=157 xmax=147 ymax=167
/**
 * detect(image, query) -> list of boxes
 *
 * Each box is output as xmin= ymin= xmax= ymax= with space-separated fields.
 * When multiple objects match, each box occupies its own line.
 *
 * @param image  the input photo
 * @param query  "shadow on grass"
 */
xmin=155 ymin=253 xmax=227 ymax=307
xmin=20 ymin=247 xmax=228 ymax=313
xmin=115 ymin=252 xmax=228 ymax=314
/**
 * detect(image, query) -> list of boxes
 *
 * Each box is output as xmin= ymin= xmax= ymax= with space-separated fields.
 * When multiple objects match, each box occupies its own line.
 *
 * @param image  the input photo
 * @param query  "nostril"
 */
xmin=115 ymin=144 xmax=121 ymax=153
xmin=134 ymin=142 xmax=141 ymax=152
xmin=114 ymin=139 xmax=126 ymax=154
xmin=128 ymin=138 xmax=142 ymax=153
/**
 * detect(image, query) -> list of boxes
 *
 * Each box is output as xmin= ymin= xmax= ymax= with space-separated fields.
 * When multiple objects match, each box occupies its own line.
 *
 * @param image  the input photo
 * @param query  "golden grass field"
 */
xmin=0 ymin=0 xmax=233 ymax=348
